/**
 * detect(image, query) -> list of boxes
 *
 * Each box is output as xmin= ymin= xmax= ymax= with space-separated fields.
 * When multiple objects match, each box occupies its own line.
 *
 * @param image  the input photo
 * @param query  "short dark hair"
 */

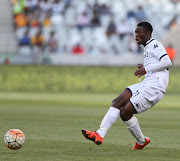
xmin=137 ymin=22 xmax=153 ymax=33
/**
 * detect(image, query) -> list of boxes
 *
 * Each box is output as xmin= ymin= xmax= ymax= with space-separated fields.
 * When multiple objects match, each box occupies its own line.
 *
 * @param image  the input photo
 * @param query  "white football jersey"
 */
xmin=142 ymin=38 xmax=170 ymax=93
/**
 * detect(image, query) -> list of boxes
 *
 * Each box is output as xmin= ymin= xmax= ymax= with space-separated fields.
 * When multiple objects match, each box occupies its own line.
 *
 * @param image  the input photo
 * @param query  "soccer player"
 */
xmin=82 ymin=22 xmax=172 ymax=150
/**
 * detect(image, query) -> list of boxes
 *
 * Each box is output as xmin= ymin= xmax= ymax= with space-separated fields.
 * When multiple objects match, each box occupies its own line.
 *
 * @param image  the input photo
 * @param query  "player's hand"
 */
xmin=134 ymin=64 xmax=146 ymax=77
xmin=137 ymin=64 xmax=143 ymax=69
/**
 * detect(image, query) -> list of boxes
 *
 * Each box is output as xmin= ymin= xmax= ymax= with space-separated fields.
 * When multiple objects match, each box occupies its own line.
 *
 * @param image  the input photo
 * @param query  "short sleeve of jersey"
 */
xmin=150 ymin=41 xmax=167 ymax=60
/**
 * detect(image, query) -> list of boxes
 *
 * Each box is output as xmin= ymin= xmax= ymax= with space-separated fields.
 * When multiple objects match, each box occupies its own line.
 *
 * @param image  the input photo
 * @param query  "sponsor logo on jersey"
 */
xmin=153 ymin=44 xmax=158 ymax=49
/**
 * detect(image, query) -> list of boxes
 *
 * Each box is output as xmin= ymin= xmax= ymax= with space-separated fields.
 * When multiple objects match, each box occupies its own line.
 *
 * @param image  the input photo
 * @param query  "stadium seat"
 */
xmin=12 ymin=0 xmax=179 ymax=55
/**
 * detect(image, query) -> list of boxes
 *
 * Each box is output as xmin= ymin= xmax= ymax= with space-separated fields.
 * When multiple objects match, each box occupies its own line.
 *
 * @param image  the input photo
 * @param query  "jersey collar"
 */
xmin=145 ymin=38 xmax=154 ymax=46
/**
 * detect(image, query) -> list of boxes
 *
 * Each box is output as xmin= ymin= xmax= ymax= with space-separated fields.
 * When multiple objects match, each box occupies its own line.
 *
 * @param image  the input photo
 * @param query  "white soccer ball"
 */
xmin=4 ymin=129 xmax=25 ymax=150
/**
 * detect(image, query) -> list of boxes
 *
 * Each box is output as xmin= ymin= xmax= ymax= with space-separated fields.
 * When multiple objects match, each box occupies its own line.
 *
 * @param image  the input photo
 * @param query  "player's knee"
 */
xmin=111 ymin=98 xmax=116 ymax=106
xmin=120 ymin=110 xmax=126 ymax=120
xmin=111 ymin=98 xmax=121 ymax=109
xmin=120 ymin=109 xmax=131 ymax=121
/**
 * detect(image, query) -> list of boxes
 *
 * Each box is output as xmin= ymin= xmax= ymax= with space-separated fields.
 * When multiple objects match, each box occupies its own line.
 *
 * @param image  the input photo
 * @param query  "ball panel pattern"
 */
xmin=4 ymin=129 xmax=25 ymax=150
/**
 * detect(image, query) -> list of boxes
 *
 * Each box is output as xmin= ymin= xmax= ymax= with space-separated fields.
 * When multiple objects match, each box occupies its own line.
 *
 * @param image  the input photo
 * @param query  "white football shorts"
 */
xmin=126 ymin=83 xmax=164 ymax=113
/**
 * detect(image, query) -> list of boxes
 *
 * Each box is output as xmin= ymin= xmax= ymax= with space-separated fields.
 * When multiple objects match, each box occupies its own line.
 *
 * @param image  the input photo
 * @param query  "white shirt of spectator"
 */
xmin=117 ymin=20 xmax=130 ymax=34
xmin=52 ymin=0 xmax=65 ymax=15
xmin=77 ymin=13 xmax=91 ymax=26
xmin=39 ymin=0 xmax=52 ymax=12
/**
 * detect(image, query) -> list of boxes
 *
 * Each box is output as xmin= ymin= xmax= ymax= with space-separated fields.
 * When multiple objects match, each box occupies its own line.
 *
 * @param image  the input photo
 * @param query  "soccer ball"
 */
xmin=4 ymin=129 xmax=25 ymax=150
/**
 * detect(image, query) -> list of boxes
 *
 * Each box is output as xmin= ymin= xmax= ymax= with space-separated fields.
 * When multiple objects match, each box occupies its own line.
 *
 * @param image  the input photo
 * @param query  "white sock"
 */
xmin=97 ymin=107 xmax=120 ymax=138
xmin=124 ymin=116 xmax=145 ymax=145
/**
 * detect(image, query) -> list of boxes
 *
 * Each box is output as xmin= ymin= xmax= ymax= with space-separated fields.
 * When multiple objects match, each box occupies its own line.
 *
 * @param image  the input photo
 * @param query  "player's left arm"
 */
xmin=145 ymin=54 xmax=172 ymax=73
xmin=145 ymin=43 xmax=172 ymax=73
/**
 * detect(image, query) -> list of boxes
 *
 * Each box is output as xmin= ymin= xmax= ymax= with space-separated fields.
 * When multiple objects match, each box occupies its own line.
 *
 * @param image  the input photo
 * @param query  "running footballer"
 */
xmin=82 ymin=22 xmax=172 ymax=150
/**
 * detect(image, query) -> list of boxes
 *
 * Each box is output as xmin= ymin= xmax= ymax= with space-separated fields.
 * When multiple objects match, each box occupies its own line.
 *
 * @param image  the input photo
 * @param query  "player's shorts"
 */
xmin=126 ymin=83 xmax=164 ymax=113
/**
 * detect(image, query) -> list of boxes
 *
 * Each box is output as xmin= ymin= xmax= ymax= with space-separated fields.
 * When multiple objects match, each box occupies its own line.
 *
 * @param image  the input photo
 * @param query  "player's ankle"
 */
xmin=137 ymin=135 xmax=145 ymax=145
xmin=97 ymin=127 xmax=107 ymax=138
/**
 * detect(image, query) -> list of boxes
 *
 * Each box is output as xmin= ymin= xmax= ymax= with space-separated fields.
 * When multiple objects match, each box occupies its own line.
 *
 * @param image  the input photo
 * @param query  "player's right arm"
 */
xmin=134 ymin=64 xmax=146 ymax=77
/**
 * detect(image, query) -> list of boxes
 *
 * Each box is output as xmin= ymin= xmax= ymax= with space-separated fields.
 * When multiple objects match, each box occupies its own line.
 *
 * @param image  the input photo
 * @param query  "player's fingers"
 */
xmin=137 ymin=64 xmax=141 ymax=68
xmin=134 ymin=71 xmax=139 ymax=76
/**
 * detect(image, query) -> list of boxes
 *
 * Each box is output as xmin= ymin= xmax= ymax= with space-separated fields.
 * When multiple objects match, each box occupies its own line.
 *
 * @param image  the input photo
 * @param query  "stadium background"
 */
xmin=0 ymin=0 xmax=180 ymax=65
xmin=0 ymin=0 xmax=179 ymax=161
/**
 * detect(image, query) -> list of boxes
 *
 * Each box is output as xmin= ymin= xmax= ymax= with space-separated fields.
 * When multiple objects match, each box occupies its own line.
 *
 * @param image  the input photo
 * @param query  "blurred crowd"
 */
xmin=11 ymin=0 xmax=180 ymax=56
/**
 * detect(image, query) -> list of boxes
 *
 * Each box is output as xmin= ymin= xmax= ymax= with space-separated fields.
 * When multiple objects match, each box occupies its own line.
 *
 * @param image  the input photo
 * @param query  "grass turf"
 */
xmin=0 ymin=92 xmax=179 ymax=161
xmin=0 ymin=65 xmax=179 ymax=94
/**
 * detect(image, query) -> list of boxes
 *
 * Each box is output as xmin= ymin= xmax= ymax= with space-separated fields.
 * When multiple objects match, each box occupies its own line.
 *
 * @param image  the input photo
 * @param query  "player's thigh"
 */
xmin=111 ymin=89 xmax=132 ymax=109
xmin=130 ymin=88 xmax=164 ymax=114
xmin=127 ymin=83 xmax=149 ymax=113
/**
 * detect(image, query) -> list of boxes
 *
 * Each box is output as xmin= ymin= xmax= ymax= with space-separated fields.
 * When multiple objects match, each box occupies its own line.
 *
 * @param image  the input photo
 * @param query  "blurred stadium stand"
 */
xmin=0 ymin=0 xmax=180 ymax=65
xmin=0 ymin=0 xmax=17 ymax=54
xmin=162 ymin=26 xmax=180 ymax=65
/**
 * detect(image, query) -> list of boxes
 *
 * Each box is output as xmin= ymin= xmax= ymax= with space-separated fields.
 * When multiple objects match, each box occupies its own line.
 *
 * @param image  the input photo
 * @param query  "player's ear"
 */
xmin=147 ymin=31 xmax=151 ymax=37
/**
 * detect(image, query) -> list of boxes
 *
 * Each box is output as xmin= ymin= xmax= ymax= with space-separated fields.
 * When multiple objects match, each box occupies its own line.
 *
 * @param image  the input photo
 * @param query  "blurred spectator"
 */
xmin=28 ymin=10 xmax=40 ymax=28
xmin=91 ymin=11 xmax=101 ymax=27
xmin=42 ymin=12 xmax=51 ymax=27
xmin=64 ymin=0 xmax=72 ymax=9
xmin=93 ymin=2 xmax=111 ymax=15
xmin=24 ymin=0 xmax=39 ymax=13
xmin=117 ymin=19 xmax=130 ymax=40
xmin=87 ymin=45 xmax=99 ymax=55
xmin=39 ymin=0 xmax=52 ymax=14
xmin=19 ymin=30 xmax=31 ymax=46
xmin=128 ymin=34 xmax=140 ymax=54
xmin=59 ymin=44 xmax=71 ymax=54
xmin=165 ymin=44 xmax=176 ymax=64
xmin=135 ymin=5 xmax=147 ymax=22
xmin=78 ymin=3 xmax=92 ymax=17
xmin=166 ymin=15 xmax=180 ymax=30
xmin=171 ymin=0 xmax=180 ymax=4
xmin=171 ymin=0 xmax=180 ymax=2
xmin=11 ymin=0 xmax=18 ymax=5
xmin=93 ymin=2 xmax=101 ymax=14
xmin=111 ymin=45 xmax=119 ymax=55
xmin=106 ymin=19 xmax=116 ymax=38
xmin=11 ymin=0 xmax=25 ymax=16
xmin=127 ymin=10 xmax=136 ymax=19
xmin=76 ymin=12 xmax=91 ymax=30
xmin=51 ymin=0 xmax=65 ymax=15
xmin=31 ymin=29 xmax=45 ymax=50
xmin=12 ymin=0 xmax=176 ymax=56
xmin=127 ymin=10 xmax=138 ymax=31
xmin=24 ymin=0 xmax=32 ymax=14
xmin=46 ymin=31 xmax=58 ymax=53
xmin=5 ymin=58 xmax=11 ymax=65
xmin=100 ymin=3 xmax=112 ymax=15
xmin=72 ymin=43 xmax=84 ymax=55
xmin=14 ymin=11 xmax=29 ymax=29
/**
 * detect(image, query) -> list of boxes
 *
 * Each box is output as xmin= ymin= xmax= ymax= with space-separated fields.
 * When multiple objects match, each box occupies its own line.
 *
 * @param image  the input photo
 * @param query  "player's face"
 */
xmin=135 ymin=26 xmax=150 ymax=46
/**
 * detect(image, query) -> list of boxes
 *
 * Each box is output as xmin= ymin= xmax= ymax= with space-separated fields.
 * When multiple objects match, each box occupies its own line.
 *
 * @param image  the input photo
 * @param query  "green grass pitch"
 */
xmin=0 ymin=92 xmax=179 ymax=161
